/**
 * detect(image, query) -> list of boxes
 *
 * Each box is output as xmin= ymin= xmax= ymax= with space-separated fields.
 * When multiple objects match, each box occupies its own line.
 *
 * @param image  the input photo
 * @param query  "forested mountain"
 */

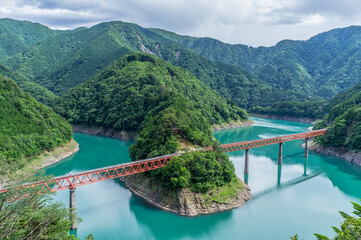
xmin=0 ymin=18 xmax=59 ymax=61
xmin=0 ymin=75 xmax=72 ymax=175
xmin=55 ymin=53 xmax=249 ymax=159
xmin=152 ymin=26 xmax=361 ymax=99
xmin=55 ymin=53 xmax=247 ymax=129
xmin=2 ymin=19 xmax=306 ymax=108
xmin=314 ymin=81 xmax=361 ymax=150
xmin=0 ymin=64 xmax=57 ymax=105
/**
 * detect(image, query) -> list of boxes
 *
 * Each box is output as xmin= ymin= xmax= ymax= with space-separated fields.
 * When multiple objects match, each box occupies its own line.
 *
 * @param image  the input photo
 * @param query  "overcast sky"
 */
xmin=1 ymin=0 xmax=361 ymax=46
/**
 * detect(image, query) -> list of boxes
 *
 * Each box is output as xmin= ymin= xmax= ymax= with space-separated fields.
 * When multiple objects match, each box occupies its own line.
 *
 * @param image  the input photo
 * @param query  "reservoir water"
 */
xmin=45 ymin=117 xmax=361 ymax=240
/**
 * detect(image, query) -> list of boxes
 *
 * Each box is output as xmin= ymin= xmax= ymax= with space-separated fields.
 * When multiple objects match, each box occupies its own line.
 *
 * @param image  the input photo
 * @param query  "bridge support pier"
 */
xmin=303 ymin=157 xmax=308 ymax=176
xmin=244 ymin=149 xmax=249 ymax=175
xmin=277 ymin=164 xmax=282 ymax=186
xmin=278 ymin=142 xmax=283 ymax=165
xmin=69 ymin=188 xmax=77 ymax=230
xmin=244 ymin=174 xmax=249 ymax=185
xmin=304 ymin=138 xmax=309 ymax=157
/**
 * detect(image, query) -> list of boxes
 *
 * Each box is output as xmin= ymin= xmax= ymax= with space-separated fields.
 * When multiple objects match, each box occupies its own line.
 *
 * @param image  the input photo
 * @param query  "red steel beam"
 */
xmin=206 ymin=129 xmax=327 ymax=152
xmin=0 ymin=129 xmax=327 ymax=201
xmin=0 ymin=154 xmax=174 ymax=201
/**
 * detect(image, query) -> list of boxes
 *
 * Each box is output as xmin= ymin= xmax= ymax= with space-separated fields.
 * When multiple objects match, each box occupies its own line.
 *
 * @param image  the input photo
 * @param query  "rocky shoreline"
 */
xmin=249 ymin=113 xmax=320 ymax=125
xmin=308 ymin=140 xmax=361 ymax=167
xmin=212 ymin=119 xmax=253 ymax=131
xmin=34 ymin=139 xmax=79 ymax=169
xmin=72 ymin=124 xmax=138 ymax=140
xmin=0 ymin=139 xmax=79 ymax=188
xmin=122 ymin=174 xmax=252 ymax=216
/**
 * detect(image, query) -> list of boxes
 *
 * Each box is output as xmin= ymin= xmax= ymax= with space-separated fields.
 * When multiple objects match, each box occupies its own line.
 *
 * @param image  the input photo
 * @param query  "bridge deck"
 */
xmin=0 ymin=129 xmax=326 ymax=201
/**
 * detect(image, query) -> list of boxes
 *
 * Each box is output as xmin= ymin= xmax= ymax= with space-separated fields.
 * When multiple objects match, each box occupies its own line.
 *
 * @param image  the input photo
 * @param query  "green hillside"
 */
xmin=152 ymin=26 xmax=361 ymax=99
xmin=0 ymin=75 xmax=72 ymax=175
xmin=0 ymin=18 xmax=58 ymax=61
xmin=0 ymin=64 xmax=57 ymax=105
xmin=3 ymin=20 xmax=306 ymax=108
xmin=314 ymin=82 xmax=361 ymax=150
xmin=54 ymin=53 xmax=248 ymax=132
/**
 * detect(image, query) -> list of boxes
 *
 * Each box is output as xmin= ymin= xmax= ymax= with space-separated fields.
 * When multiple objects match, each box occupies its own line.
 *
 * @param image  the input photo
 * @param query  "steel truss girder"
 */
xmin=0 ymin=129 xmax=326 ymax=201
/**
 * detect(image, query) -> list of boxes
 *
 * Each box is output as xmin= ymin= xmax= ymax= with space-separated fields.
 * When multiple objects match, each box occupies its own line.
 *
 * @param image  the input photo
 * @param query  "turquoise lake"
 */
xmin=45 ymin=117 xmax=361 ymax=240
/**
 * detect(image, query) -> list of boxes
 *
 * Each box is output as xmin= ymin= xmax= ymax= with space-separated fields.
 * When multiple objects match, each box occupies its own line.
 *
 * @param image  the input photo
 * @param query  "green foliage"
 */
xmin=129 ymin=93 xmax=213 ymax=160
xmin=158 ymin=150 xmax=236 ymax=193
xmin=0 ymin=63 xmax=57 ymax=105
xmin=0 ymin=75 xmax=72 ymax=175
xmin=249 ymin=100 xmax=327 ymax=119
xmin=0 ymin=18 xmax=58 ymax=61
xmin=316 ymin=84 xmax=361 ymax=151
xmin=291 ymin=201 xmax=361 ymax=240
xmin=0 ymin=178 xmax=77 ymax=240
xmin=55 ymin=53 xmax=248 ymax=132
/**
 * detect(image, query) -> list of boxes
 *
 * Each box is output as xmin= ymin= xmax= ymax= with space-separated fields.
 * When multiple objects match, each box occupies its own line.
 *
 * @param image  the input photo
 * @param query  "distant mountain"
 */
xmin=152 ymin=26 xmax=361 ymax=99
xmin=0 ymin=75 xmax=72 ymax=174
xmin=3 ymin=20 xmax=307 ymax=108
xmin=0 ymin=18 xmax=59 ymax=61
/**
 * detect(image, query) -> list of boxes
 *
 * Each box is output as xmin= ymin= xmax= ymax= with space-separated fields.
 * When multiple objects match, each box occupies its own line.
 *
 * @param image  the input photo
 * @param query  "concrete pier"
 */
xmin=303 ymin=157 xmax=308 ymax=176
xmin=278 ymin=142 xmax=283 ymax=165
xmin=304 ymin=138 xmax=309 ymax=158
xmin=277 ymin=164 xmax=282 ymax=186
xmin=244 ymin=174 xmax=249 ymax=185
xmin=244 ymin=149 xmax=249 ymax=175
xmin=69 ymin=188 xmax=77 ymax=230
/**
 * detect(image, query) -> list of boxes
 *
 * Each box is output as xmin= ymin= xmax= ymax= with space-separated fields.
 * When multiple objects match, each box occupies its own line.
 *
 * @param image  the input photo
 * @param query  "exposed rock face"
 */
xmin=72 ymin=124 xmax=137 ymax=140
xmin=308 ymin=141 xmax=361 ymax=167
xmin=122 ymin=174 xmax=252 ymax=216
xmin=212 ymin=119 xmax=253 ymax=131
xmin=250 ymin=113 xmax=320 ymax=125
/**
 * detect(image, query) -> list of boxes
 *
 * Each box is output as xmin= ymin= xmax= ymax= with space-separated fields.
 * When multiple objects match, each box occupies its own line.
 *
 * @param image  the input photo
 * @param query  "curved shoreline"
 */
xmin=212 ymin=119 xmax=253 ymax=131
xmin=307 ymin=140 xmax=361 ymax=167
xmin=72 ymin=119 xmax=254 ymax=141
xmin=122 ymin=174 xmax=252 ymax=217
xmin=34 ymin=139 xmax=79 ymax=169
xmin=0 ymin=139 xmax=79 ymax=188
xmin=72 ymin=124 xmax=137 ymax=140
xmin=249 ymin=113 xmax=320 ymax=125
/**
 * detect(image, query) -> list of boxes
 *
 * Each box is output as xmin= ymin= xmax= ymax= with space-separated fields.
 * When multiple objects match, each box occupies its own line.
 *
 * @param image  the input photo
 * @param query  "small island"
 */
xmin=123 ymin=151 xmax=251 ymax=216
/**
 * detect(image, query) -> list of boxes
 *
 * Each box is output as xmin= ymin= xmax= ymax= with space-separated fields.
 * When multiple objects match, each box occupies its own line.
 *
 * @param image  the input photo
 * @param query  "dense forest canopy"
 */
xmin=0 ymin=75 xmax=72 ymax=175
xmin=54 ymin=53 xmax=248 ymax=133
xmin=314 ymin=82 xmax=361 ymax=151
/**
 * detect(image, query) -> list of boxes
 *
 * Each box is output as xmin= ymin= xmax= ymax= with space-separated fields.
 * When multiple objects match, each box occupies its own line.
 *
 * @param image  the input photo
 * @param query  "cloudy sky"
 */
xmin=1 ymin=0 xmax=361 ymax=46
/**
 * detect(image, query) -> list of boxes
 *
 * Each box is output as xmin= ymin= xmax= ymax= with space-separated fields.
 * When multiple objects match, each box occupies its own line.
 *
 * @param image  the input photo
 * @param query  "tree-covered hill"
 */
xmin=151 ymin=26 xmax=361 ymax=99
xmin=0 ymin=64 xmax=57 ymax=105
xmin=0 ymin=75 xmax=72 ymax=175
xmin=3 ymin=19 xmax=306 ymax=108
xmin=0 ymin=18 xmax=59 ymax=61
xmin=54 ymin=53 xmax=248 ymax=132
xmin=314 ymin=82 xmax=361 ymax=150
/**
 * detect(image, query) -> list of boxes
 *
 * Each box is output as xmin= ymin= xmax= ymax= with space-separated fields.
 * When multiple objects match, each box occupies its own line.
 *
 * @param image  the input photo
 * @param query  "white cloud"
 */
xmin=0 ymin=0 xmax=361 ymax=46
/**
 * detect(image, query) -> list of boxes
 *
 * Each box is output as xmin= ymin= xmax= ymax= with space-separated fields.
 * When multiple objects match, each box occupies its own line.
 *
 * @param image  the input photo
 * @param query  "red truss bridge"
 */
xmin=0 ymin=129 xmax=327 ymax=202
